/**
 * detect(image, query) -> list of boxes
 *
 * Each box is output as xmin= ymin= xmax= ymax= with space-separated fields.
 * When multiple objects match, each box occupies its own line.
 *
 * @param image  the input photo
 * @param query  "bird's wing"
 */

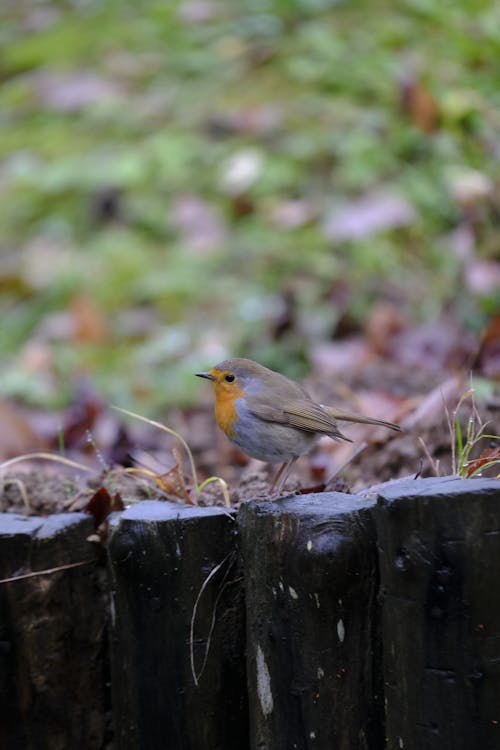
xmin=283 ymin=401 xmax=351 ymax=439
xmin=248 ymin=399 xmax=351 ymax=441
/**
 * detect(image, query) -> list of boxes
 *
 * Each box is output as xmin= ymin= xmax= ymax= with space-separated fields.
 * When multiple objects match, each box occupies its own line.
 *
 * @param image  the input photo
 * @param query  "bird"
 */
xmin=196 ymin=357 xmax=401 ymax=493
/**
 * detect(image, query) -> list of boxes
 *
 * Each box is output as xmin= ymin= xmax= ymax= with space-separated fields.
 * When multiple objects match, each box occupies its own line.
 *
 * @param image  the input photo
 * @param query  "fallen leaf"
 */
xmin=400 ymin=77 xmax=440 ymax=133
xmin=466 ymin=446 xmax=500 ymax=477
xmin=29 ymin=70 xmax=124 ymax=112
xmin=85 ymin=487 xmax=112 ymax=528
xmin=322 ymin=192 xmax=417 ymax=242
xmin=170 ymin=194 xmax=227 ymax=253
xmin=230 ymin=194 xmax=255 ymax=217
xmin=157 ymin=461 xmax=191 ymax=502
xmin=269 ymin=199 xmax=316 ymax=229
xmin=70 ymin=294 xmax=109 ymax=344
xmin=365 ymin=302 xmax=407 ymax=356
xmin=84 ymin=487 xmax=124 ymax=528
xmin=464 ymin=260 xmax=500 ymax=297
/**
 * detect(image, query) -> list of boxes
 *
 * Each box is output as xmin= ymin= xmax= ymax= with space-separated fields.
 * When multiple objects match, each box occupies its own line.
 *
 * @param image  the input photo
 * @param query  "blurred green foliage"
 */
xmin=0 ymin=0 xmax=499 ymax=408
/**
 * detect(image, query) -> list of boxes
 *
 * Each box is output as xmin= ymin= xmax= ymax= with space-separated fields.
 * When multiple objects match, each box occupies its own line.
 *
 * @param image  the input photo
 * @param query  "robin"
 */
xmin=196 ymin=357 xmax=401 ymax=492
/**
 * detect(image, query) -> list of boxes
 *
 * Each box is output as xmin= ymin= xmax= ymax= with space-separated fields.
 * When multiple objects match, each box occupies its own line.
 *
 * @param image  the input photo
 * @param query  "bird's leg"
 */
xmin=270 ymin=457 xmax=297 ymax=495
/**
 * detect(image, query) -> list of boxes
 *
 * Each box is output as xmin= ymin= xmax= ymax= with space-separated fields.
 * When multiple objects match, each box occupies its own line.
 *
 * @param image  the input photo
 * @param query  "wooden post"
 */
xmin=239 ymin=492 xmax=383 ymax=750
xmin=108 ymin=500 xmax=248 ymax=750
xmin=375 ymin=476 xmax=500 ymax=750
xmin=0 ymin=512 xmax=106 ymax=750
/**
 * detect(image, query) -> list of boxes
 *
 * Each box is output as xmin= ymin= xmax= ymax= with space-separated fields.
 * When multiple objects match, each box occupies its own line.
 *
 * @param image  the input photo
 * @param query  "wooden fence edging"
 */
xmin=238 ymin=492 xmax=384 ymax=750
xmin=108 ymin=499 xmax=248 ymax=750
xmin=374 ymin=475 xmax=500 ymax=750
xmin=0 ymin=512 xmax=106 ymax=750
xmin=2 ymin=476 xmax=500 ymax=750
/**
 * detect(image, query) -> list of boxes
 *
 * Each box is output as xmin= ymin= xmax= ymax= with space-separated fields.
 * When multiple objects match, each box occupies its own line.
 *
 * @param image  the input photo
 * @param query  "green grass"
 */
xmin=1 ymin=0 xmax=499 ymax=408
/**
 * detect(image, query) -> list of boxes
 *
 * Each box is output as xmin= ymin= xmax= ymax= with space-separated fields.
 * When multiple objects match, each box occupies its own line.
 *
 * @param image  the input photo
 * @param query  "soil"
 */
xmin=0 ymin=469 xmax=170 ymax=517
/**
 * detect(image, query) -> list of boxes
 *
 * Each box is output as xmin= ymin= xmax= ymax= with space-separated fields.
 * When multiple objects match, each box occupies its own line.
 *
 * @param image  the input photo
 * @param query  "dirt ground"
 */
xmin=1 ymin=355 xmax=498 ymax=519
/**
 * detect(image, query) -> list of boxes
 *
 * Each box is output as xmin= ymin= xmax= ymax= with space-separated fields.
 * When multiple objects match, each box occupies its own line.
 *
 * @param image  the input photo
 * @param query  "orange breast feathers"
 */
xmin=213 ymin=383 xmax=244 ymax=437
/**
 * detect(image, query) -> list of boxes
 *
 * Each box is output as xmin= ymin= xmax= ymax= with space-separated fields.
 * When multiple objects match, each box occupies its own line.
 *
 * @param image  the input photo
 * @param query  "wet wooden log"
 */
xmin=375 ymin=476 xmax=500 ymax=750
xmin=239 ymin=492 xmax=383 ymax=750
xmin=108 ymin=500 xmax=248 ymax=750
xmin=0 ymin=512 xmax=106 ymax=750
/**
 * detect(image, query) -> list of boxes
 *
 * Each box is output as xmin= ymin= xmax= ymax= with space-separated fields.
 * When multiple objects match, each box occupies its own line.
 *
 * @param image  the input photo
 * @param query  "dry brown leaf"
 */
xmin=465 ymin=447 xmax=500 ymax=478
xmin=365 ymin=302 xmax=408 ymax=356
xmin=70 ymin=294 xmax=109 ymax=344
xmin=401 ymin=78 xmax=440 ymax=133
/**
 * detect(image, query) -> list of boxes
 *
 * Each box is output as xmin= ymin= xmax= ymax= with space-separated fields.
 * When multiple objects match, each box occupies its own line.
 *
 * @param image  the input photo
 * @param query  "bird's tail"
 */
xmin=321 ymin=405 xmax=401 ymax=432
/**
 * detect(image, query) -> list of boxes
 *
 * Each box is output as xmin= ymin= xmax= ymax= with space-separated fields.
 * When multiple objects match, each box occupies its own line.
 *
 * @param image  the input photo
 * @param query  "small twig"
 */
xmin=190 ymin=551 xmax=235 ymax=686
xmin=418 ymin=436 xmax=440 ymax=476
xmin=113 ymin=407 xmax=200 ymax=498
xmin=114 ymin=406 xmax=232 ymax=507
xmin=86 ymin=430 xmax=110 ymax=471
xmin=0 ymin=558 xmax=94 ymax=584
xmin=0 ymin=452 xmax=93 ymax=474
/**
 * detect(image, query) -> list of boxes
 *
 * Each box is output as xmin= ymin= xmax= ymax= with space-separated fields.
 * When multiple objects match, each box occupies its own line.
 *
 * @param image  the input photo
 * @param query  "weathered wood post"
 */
xmin=0 ymin=513 xmax=106 ymax=750
xmin=239 ymin=493 xmax=383 ymax=750
xmin=375 ymin=476 xmax=500 ymax=750
xmin=108 ymin=500 xmax=248 ymax=750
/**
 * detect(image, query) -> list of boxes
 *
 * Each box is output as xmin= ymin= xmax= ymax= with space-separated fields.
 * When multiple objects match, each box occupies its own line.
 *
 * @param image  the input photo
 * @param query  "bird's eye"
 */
xmin=225 ymin=374 xmax=235 ymax=383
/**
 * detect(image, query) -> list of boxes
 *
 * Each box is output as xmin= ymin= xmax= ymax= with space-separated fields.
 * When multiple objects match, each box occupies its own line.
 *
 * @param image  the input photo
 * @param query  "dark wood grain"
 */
xmin=0 ymin=513 xmax=106 ymax=750
xmin=108 ymin=500 xmax=248 ymax=750
xmin=239 ymin=492 xmax=384 ymax=750
xmin=375 ymin=476 xmax=500 ymax=750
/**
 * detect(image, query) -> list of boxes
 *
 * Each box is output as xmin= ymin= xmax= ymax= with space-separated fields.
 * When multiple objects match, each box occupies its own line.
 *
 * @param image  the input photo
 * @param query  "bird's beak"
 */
xmin=195 ymin=371 xmax=215 ymax=381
